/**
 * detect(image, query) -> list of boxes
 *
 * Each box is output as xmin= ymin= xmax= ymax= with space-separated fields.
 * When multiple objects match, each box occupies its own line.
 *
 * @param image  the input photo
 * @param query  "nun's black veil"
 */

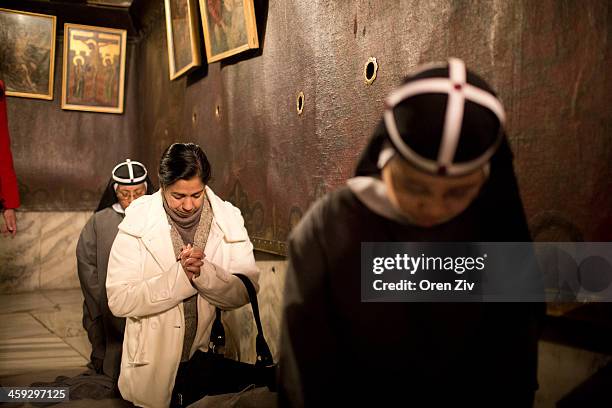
xmin=355 ymin=121 xmax=530 ymax=242
xmin=95 ymin=175 xmax=156 ymax=212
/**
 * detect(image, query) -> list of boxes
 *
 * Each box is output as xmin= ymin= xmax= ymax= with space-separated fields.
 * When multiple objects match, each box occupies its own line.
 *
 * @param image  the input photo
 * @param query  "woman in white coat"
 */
xmin=106 ymin=143 xmax=259 ymax=408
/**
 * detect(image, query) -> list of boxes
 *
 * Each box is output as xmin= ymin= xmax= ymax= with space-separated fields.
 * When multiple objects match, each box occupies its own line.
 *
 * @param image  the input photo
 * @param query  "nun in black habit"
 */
xmin=279 ymin=59 xmax=543 ymax=407
xmin=76 ymin=159 xmax=154 ymax=382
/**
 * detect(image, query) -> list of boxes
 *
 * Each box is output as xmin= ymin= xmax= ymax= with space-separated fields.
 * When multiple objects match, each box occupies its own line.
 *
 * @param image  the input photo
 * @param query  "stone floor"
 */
xmin=3 ymin=289 xmax=610 ymax=407
xmin=0 ymin=289 xmax=129 ymax=407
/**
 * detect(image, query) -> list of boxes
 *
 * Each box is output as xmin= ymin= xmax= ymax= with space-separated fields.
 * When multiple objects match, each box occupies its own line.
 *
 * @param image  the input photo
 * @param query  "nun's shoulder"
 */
xmin=289 ymin=186 xmax=361 ymax=243
xmin=93 ymin=206 xmax=123 ymax=222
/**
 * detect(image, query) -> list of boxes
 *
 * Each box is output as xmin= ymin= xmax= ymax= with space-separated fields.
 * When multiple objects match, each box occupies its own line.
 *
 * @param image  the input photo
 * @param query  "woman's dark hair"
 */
xmin=158 ymin=143 xmax=211 ymax=188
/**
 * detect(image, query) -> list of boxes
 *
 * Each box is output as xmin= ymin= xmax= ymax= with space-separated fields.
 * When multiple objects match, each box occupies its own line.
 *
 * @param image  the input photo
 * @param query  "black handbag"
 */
xmin=171 ymin=274 xmax=277 ymax=407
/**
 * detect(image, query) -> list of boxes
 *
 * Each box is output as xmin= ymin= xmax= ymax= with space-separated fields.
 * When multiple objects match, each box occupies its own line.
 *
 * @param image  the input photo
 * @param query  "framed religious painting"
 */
xmin=164 ymin=0 xmax=202 ymax=80
xmin=198 ymin=0 xmax=259 ymax=63
xmin=0 ymin=8 xmax=57 ymax=100
xmin=61 ymin=24 xmax=127 ymax=114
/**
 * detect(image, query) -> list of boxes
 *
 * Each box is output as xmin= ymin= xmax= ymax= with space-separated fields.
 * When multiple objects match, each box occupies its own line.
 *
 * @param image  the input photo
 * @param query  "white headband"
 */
xmin=112 ymin=159 xmax=148 ymax=184
xmin=383 ymin=58 xmax=504 ymax=176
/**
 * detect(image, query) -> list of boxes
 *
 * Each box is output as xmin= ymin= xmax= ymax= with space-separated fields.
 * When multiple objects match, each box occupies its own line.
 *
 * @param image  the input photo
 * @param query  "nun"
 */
xmin=77 ymin=159 xmax=155 ymax=382
xmin=279 ymin=59 xmax=543 ymax=407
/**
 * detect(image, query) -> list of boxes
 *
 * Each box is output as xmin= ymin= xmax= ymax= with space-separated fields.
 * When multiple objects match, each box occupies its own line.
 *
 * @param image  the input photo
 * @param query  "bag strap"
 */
xmin=209 ymin=308 xmax=225 ymax=353
xmin=209 ymin=274 xmax=274 ymax=367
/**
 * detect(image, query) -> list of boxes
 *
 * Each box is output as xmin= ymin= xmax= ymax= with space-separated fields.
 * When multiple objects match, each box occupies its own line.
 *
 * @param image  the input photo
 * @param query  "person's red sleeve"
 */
xmin=0 ymin=80 xmax=21 ymax=210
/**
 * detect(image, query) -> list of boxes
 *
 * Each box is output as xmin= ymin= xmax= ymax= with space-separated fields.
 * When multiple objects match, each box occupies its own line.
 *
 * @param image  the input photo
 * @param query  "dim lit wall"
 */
xmin=134 ymin=0 xmax=611 ymax=252
xmin=1 ymin=34 xmax=143 ymax=291
xmin=1 ymin=34 xmax=143 ymax=290
xmin=5 ymin=37 xmax=141 ymax=211
xmin=4 ymin=0 xmax=610 ymax=256
xmin=1 ymin=1 xmax=610 ymax=406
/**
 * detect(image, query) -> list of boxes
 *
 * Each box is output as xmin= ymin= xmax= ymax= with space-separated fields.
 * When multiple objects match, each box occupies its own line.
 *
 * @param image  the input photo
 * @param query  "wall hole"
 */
xmin=364 ymin=57 xmax=378 ymax=85
xmin=296 ymin=91 xmax=305 ymax=115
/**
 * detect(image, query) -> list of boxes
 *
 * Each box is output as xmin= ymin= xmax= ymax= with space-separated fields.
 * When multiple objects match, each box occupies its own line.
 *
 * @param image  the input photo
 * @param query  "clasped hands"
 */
xmin=179 ymin=244 xmax=206 ymax=283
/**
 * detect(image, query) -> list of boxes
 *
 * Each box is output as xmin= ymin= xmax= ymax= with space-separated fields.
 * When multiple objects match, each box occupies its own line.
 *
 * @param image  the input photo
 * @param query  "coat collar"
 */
xmin=204 ymin=186 xmax=248 ymax=243
xmin=121 ymin=189 xmax=245 ymax=237
xmin=118 ymin=187 xmax=248 ymax=265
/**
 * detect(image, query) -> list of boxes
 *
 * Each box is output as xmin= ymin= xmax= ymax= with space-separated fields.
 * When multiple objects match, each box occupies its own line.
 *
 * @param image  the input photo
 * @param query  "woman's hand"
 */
xmin=179 ymin=244 xmax=205 ymax=281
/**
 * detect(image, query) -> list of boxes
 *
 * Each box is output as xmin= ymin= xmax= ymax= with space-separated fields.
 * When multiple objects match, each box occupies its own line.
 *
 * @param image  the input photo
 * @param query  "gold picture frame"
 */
xmin=61 ymin=23 xmax=127 ymax=114
xmin=0 ymin=8 xmax=57 ymax=100
xmin=198 ymin=0 xmax=259 ymax=63
xmin=165 ymin=0 xmax=202 ymax=80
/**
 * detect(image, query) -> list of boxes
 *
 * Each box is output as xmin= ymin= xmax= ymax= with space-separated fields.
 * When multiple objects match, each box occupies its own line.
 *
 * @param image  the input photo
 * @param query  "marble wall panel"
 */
xmin=0 ymin=212 xmax=42 ymax=292
xmin=0 ymin=211 xmax=92 ymax=293
xmin=223 ymin=253 xmax=287 ymax=363
xmin=40 ymin=212 xmax=91 ymax=290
